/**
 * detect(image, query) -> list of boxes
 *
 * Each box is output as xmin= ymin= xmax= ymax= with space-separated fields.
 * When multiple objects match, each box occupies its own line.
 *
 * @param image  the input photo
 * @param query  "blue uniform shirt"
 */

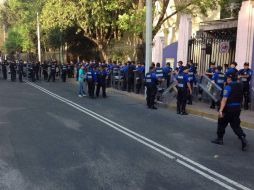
xmin=177 ymin=72 xmax=190 ymax=88
xmin=163 ymin=66 xmax=172 ymax=78
xmin=212 ymin=72 xmax=225 ymax=88
xmin=238 ymin=69 xmax=253 ymax=83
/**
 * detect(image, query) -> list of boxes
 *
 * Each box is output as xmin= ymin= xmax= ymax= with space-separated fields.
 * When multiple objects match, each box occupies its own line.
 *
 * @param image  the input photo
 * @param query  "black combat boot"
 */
xmin=211 ymin=138 xmax=223 ymax=145
xmin=240 ymin=136 xmax=248 ymax=151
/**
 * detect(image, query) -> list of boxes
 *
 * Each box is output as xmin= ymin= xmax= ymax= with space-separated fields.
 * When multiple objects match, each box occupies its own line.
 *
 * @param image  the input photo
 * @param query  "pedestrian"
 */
xmin=78 ymin=65 xmax=86 ymax=97
xmin=96 ymin=65 xmax=108 ymax=98
xmin=212 ymin=72 xmax=248 ymax=151
xmin=238 ymin=62 xmax=253 ymax=110
xmin=176 ymin=66 xmax=192 ymax=115
xmin=145 ymin=66 xmax=159 ymax=109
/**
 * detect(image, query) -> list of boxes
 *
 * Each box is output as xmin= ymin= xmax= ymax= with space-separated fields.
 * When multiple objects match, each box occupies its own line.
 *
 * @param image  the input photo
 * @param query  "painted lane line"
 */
xmin=26 ymin=82 xmax=251 ymax=190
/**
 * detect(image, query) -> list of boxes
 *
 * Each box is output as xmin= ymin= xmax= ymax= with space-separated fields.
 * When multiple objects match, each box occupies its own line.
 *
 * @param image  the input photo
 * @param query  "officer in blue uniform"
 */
xmin=48 ymin=61 xmax=56 ymax=82
xmin=121 ymin=63 xmax=128 ymax=91
xmin=177 ymin=61 xmax=184 ymax=74
xmin=17 ymin=60 xmax=24 ymax=82
xmin=212 ymin=72 xmax=247 ymax=151
xmin=10 ymin=61 xmax=17 ymax=82
xmin=61 ymin=63 xmax=68 ymax=82
xmin=145 ymin=66 xmax=159 ymax=109
xmin=205 ymin=62 xmax=216 ymax=79
xmin=42 ymin=61 xmax=48 ymax=81
xmin=87 ymin=65 xmax=97 ymax=98
xmin=96 ymin=65 xmax=108 ymax=98
xmin=176 ymin=66 xmax=192 ymax=115
xmin=1 ymin=60 xmax=7 ymax=80
xmin=187 ymin=60 xmax=196 ymax=105
xmin=163 ymin=62 xmax=172 ymax=87
xmin=135 ymin=62 xmax=145 ymax=94
xmin=211 ymin=66 xmax=225 ymax=109
xmin=238 ymin=62 xmax=253 ymax=110
xmin=155 ymin=62 xmax=164 ymax=79
xmin=225 ymin=61 xmax=238 ymax=77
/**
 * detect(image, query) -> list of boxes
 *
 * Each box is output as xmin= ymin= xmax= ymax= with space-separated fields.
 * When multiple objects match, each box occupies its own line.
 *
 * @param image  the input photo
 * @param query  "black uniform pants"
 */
xmin=43 ymin=70 xmax=48 ymax=81
xmin=96 ymin=82 xmax=106 ymax=97
xmin=35 ymin=71 xmax=39 ymax=80
xmin=62 ymin=72 xmax=67 ymax=82
xmin=48 ymin=71 xmax=56 ymax=82
xmin=128 ymin=77 xmax=134 ymax=92
xmin=243 ymin=84 xmax=250 ymax=109
xmin=146 ymin=86 xmax=157 ymax=108
xmin=217 ymin=110 xmax=245 ymax=139
xmin=19 ymin=71 xmax=23 ymax=82
xmin=87 ymin=81 xmax=95 ymax=97
xmin=2 ymin=69 xmax=7 ymax=79
xmin=187 ymin=82 xmax=193 ymax=104
xmin=177 ymin=88 xmax=187 ymax=112
xmin=11 ymin=71 xmax=16 ymax=81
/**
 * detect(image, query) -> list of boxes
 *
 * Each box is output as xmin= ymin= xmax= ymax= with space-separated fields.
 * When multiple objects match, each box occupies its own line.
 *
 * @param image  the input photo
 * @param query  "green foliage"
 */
xmin=4 ymin=26 xmax=33 ymax=53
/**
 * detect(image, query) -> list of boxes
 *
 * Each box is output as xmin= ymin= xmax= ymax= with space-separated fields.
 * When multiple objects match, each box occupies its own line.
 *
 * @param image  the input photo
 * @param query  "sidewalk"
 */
xmin=108 ymin=88 xmax=254 ymax=129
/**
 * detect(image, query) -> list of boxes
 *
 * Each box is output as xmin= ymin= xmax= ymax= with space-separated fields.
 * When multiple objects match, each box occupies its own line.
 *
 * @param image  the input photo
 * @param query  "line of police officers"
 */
xmin=145 ymin=60 xmax=252 ymax=151
xmin=0 ymin=60 xmax=75 ymax=83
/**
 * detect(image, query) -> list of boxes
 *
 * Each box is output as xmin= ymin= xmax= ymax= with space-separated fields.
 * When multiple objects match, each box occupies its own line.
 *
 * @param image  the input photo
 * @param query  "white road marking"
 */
xmin=26 ymin=81 xmax=251 ymax=190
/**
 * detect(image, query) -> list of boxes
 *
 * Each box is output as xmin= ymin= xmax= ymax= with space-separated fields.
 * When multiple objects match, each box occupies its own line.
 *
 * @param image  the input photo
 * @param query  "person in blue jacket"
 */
xmin=96 ymin=65 xmax=108 ymax=98
xmin=238 ymin=62 xmax=253 ymax=110
xmin=86 ymin=64 xmax=97 ymax=98
xmin=145 ymin=66 xmax=159 ymax=109
xmin=211 ymin=66 xmax=225 ymax=109
xmin=176 ymin=66 xmax=192 ymax=115
xmin=163 ymin=62 xmax=172 ymax=87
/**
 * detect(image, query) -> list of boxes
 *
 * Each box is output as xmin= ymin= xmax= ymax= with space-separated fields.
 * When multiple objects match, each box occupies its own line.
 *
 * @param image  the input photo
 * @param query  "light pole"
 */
xmin=37 ymin=12 xmax=42 ymax=63
xmin=145 ymin=0 xmax=152 ymax=74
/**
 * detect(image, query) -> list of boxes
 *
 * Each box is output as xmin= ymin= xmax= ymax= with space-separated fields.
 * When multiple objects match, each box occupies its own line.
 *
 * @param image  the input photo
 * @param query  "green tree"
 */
xmin=40 ymin=0 xmax=134 ymax=60
xmin=118 ymin=0 xmax=229 ymax=39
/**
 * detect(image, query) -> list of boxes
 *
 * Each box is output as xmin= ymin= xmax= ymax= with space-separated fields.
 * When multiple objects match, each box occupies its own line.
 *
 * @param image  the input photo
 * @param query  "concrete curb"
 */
xmin=109 ymin=88 xmax=254 ymax=129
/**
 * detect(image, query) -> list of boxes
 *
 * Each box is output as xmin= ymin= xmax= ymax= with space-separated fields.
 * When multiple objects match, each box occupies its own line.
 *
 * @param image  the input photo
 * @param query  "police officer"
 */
xmin=212 ymin=72 xmax=248 ymax=151
xmin=211 ymin=66 xmax=225 ymax=109
xmin=2 ymin=60 xmax=7 ymax=80
xmin=163 ymin=62 xmax=172 ymax=88
xmin=205 ymin=62 xmax=216 ymax=79
xmin=42 ymin=61 xmax=48 ymax=81
xmin=225 ymin=61 xmax=238 ymax=77
xmin=187 ymin=60 xmax=196 ymax=105
xmin=96 ymin=65 xmax=108 ymax=98
xmin=176 ymin=66 xmax=192 ymax=115
xmin=145 ymin=66 xmax=159 ymax=109
xmin=121 ymin=63 xmax=128 ymax=91
xmin=17 ymin=60 xmax=24 ymax=82
xmin=48 ymin=61 xmax=56 ymax=82
xmin=238 ymin=62 xmax=253 ymax=110
xmin=155 ymin=62 xmax=164 ymax=79
xmin=177 ymin=61 xmax=184 ymax=74
xmin=135 ymin=62 xmax=145 ymax=94
xmin=86 ymin=65 xmax=97 ymax=98
xmin=127 ymin=61 xmax=135 ymax=92
xmin=10 ymin=61 xmax=17 ymax=82
xmin=61 ymin=63 xmax=68 ymax=82
xmin=34 ymin=62 xmax=40 ymax=81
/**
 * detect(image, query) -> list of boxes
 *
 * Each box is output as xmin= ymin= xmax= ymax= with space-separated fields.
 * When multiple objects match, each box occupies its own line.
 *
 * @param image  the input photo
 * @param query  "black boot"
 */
xmin=240 ymin=136 xmax=248 ymax=151
xmin=211 ymin=138 xmax=223 ymax=145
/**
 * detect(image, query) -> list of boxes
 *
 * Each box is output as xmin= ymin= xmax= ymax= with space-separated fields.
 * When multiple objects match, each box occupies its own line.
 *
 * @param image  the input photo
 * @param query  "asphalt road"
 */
xmin=0 ymin=79 xmax=253 ymax=190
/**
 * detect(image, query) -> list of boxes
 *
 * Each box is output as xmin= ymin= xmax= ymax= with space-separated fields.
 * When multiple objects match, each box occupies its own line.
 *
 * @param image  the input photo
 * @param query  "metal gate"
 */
xmin=187 ymin=29 xmax=237 ymax=74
